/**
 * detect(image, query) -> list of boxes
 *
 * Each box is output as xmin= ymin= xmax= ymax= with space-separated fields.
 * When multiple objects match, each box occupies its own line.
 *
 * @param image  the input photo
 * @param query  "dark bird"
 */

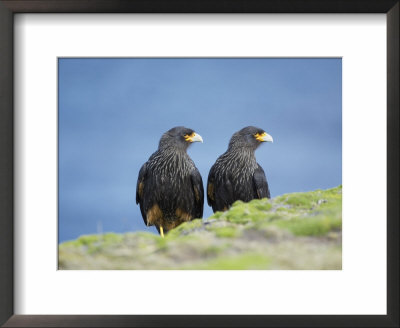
xmin=207 ymin=126 xmax=273 ymax=212
xmin=136 ymin=127 xmax=204 ymax=237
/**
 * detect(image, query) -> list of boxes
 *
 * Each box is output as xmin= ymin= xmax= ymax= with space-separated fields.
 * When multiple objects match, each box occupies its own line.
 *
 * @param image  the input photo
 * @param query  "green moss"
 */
xmin=201 ymin=244 xmax=227 ymax=256
xmin=214 ymin=226 xmax=240 ymax=238
xmin=248 ymin=198 xmax=272 ymax=211
xmin=184 ymin=253 xmax=270 ymax=270
xmin=133 ymin=231 xmax=160 ymax=241
xmin=325 ymin=185 xmax=342 ymax=194
xmin=173 ymin=234 xmax=202 ymax=244
xmin=225 ymin=205 xmax=251 ymax=224
xmin=244 ymin=212 xmax=267 ymax=223
xmin=279 ymin=186 xmax=342 ymax=210
xmin=61 ymin=233 xmax=129 ymax=255
xmin=102 ymin=233 xmax=124 ymax=244
xmin=284 ymin=194 xmax=316 ymax=208
xmin=275 ymin=206 xmax=289 ymax=212
xmin=156 ymin=237 xmax=168 ymax=250
xmin=166 ymin=218 xmax=203 ymax=238
xmin=232 ymin=200 xmax=245 ymax=207
xmin=273 ymin=195 xmax=289 ymax=203
xmin=210 ymin=211 xmax=225 ymax=219
xmin=224 ymin=203 xmax=271 ymax=224
xmin=59 ymin=186 xmax=342 ymax=270
xmin=76 ymin=234 xmax=99 ymax=246
xmin=273 ymin=216 xmax=342 ymax=236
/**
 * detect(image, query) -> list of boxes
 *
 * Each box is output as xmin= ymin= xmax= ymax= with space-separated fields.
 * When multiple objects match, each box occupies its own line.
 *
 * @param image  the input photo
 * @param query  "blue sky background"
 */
xmin=58 ymin=58 xmax=342 ymax=243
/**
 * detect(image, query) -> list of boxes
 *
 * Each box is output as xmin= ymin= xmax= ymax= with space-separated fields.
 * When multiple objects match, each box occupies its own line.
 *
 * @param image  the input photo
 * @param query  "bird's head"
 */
xmin=228 ymin=126 xmax=273 ymax=151
xmin=159 ymin=126 xmax=203 ymax=151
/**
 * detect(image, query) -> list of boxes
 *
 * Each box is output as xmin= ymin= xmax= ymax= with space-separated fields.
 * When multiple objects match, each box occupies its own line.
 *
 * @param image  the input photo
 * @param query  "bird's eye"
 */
xmin=254 ymin=132 xmax=267 ymax=141
xmin=184 ymin=133 xmax=195 ymax=142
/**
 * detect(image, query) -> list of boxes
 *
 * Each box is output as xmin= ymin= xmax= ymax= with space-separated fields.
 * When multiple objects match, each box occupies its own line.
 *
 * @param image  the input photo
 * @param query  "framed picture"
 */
xmin=0 ymin=0 xmax=398 ymax=327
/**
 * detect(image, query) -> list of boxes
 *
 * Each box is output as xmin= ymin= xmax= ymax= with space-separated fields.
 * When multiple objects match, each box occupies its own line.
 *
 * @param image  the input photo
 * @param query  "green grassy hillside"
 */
xmin=59 ymin=186 xmax=342 ymax=270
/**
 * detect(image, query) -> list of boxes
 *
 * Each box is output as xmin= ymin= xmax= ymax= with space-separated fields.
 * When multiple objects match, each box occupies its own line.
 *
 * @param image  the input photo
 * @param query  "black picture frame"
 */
xmin=0 ymin=1 xmax=398 ymax=327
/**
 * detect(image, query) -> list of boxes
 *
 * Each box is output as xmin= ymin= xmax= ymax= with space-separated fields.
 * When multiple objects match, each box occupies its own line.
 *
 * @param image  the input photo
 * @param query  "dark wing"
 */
xmin=190 ymin=168 xmax=204 ymax=219
xmin=136 ymin=162 xmax=148 ymax=225
xmin=253 ymin=164 xmax=270 ymax=199
xmin=207 ymin=164 xmax=235 ymax=212
xmin=206 ymin=165 xmax=216 ymax=207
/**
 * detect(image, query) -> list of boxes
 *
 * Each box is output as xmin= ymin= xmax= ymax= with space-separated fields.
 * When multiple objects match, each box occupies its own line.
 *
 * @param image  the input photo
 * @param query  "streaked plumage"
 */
xmin=136 ymin=127 xmax=204 ymax=236
xmin=207 ymin=126 xmax=272 ymax=212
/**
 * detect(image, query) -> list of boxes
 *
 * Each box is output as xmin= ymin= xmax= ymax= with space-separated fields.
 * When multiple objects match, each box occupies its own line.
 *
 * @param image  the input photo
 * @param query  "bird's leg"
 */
xmin=160 ymin=226 xmax=164 ymax=238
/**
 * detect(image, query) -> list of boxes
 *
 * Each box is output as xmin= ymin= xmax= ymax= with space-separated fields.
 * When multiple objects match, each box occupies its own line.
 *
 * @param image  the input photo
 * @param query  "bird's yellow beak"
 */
xmin=184 ymin=132 xmax=203 ymax=143
xmin=254 ymin=132 xmax=273 ymax=143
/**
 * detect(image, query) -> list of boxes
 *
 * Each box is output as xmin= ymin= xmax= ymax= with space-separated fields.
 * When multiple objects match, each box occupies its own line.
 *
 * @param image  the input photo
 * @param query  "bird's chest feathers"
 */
xmin=218 ymin=151 xmax=257 ymax=180
xmin=150 ymin=152 xmax=192 ymax=184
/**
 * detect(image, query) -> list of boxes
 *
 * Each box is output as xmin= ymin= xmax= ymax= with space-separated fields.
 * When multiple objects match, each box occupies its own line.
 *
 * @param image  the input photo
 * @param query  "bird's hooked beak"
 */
xmin=255 ymin=132 xmax=273 ymax=143
xmin=185 ymin=132 xmax=203 ymax=143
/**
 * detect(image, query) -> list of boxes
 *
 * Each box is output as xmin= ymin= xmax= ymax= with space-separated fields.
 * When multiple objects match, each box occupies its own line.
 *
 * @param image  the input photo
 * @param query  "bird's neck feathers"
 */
xmin=228 ymin=137 xmax=259 ymax=152
xmin=229 ymin=147 xmax=256 ymax=159
xmin=150 ymin=146 xmax=192 ymax=175
xmin=159 ymin=137 xmax=190 ymax=152
xmin=220 ymin=147 xmax=258 ymax=171
xmin=158 ymin=144 xmax=189 ymax=158
xmin=227 ymin=143 xmax=257 ymax=157
xmin=214 ymin=148 xmax=257 ymax=179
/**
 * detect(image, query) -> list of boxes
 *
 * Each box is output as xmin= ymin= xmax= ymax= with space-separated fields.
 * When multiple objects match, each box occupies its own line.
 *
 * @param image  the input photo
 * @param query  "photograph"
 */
xmin=57 ymin=58 xmax=342 ymax=270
